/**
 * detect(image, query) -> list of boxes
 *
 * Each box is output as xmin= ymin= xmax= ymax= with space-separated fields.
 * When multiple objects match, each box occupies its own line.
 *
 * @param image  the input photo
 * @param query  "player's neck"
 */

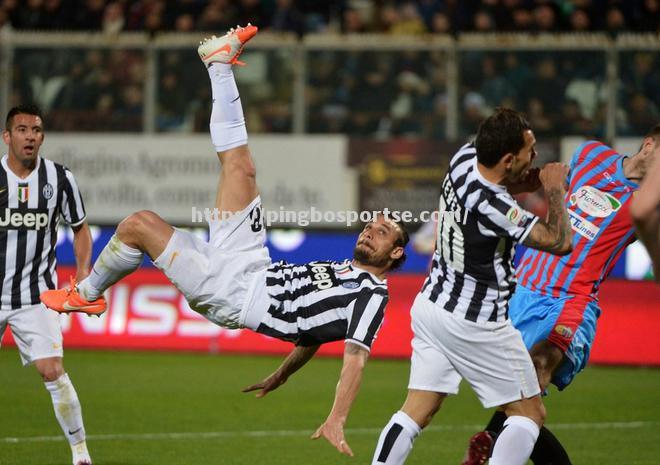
xmin=351 ymin=260 xmax=387 ymax=281
xmin=476 ymin=161 xmax=506 ymax=186
xmin=622 ymin=154 xmax=644 ymax=182
xmin=6 ymin=153 xmax=37 ymax=179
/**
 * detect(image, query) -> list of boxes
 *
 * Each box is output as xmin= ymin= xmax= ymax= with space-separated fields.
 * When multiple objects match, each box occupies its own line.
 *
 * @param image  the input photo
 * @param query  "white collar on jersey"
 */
xmin=350 ymin=262 xmax=387 ymax=285
xmin=1 ymin=154 xmax=42 ymax=181
xmin=472 ymin=155 xmax=506 ymax=193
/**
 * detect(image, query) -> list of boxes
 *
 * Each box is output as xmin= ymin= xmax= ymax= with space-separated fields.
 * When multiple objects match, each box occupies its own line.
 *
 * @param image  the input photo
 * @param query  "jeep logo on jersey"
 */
xmin=570 ymin=186 xmax=621 ymax=218
xmin=0 ymin=208 xmax=49 ymax=231
xmin=307 ymin=262 xmax=338 ymax=291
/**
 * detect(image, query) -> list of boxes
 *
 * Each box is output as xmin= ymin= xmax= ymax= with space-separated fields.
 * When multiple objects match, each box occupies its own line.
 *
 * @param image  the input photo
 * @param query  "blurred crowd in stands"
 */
xmin=3 ymin=0 xmax=658 ymax=138
xmin=11 ymin=46 xmax=656 ymax=138
xmin=0 ymin=0 xmax=658 ymax=35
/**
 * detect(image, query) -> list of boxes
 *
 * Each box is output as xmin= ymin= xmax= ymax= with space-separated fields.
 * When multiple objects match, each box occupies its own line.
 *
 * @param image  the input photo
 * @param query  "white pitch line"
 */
xmin=2 ymin=421 xmax=658 ymax=444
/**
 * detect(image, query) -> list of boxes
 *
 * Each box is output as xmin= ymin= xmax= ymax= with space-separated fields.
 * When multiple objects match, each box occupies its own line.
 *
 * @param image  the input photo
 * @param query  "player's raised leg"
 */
xmin=198 ymin=24 xmax=259 ymax=216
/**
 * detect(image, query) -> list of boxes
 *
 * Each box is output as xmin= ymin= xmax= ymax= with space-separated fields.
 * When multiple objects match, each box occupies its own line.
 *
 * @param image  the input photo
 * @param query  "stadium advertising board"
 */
xmin=43 ymin=134 xmax=355 ymax=227
xmin=3 ymin=266 xmax=658 ymax=365
xmin=349 ymin=139 xmax=454 ymax=229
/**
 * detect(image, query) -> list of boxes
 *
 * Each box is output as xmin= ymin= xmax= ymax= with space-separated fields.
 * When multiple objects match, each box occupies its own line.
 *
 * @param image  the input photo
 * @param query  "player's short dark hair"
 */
xmin=5 ymin=104 xmax=43 ymax=130
xmin=645 ymin=124 xmax=660 ymax=140
xmin=389 ymin=220 xmax=410 ymax=272
xmin=475 ymin=108 xmax=532 ymax=168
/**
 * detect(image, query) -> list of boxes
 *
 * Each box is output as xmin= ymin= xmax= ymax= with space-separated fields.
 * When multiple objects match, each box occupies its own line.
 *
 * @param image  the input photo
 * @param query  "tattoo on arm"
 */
xmin=524 ymin=187 xmax=572 ymax=253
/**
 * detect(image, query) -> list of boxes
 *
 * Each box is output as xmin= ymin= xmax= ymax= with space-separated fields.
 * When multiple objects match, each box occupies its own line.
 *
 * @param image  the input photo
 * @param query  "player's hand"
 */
xmin=539 ymin=163 xmax=570 ymax=190
xmin=241 ymin=372 xmax=287 ymax=398
xmin=311 ymin=419 xmax=354 ymax=457
xmin=507 ymin=167 xmax=542 ymax=194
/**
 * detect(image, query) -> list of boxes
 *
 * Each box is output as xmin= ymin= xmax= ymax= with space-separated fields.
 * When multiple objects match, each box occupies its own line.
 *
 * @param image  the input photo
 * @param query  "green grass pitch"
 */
xmin=1 ymin=348 xmax=659 ymax=464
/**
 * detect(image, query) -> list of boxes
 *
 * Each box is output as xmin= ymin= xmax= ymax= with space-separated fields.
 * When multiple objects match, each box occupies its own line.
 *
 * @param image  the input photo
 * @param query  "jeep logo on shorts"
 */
xmin=307 ymin=262 xmax=338 ymax=291
xmin=0 ymin=208 xmax=49 ymax=231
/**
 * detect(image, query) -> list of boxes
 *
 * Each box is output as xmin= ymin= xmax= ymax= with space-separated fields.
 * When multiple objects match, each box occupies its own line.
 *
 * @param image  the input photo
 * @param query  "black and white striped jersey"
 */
xmin=421 ymin=143 xmax=538 ymax=323
xmin=252 ymin=260 xmax=389 ymax=350
xmin=0 ymin=155 xmax=86 ymax=310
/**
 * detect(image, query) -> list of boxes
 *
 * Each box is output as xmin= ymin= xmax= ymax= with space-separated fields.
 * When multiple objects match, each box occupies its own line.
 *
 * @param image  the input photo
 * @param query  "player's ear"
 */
xmin=2 ymin=129 xmax=10 ymax=145
xmin=390 ymin=246 xmax=404 ymax=261
xmin=501 ymin=153 xmax=514 ymax=171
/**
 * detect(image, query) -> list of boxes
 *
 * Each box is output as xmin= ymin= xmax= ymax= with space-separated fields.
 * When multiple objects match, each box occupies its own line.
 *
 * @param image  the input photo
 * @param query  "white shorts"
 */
xmin=408 ymin=294 xmax=541 ymax=408
xmin=153 ymin=196 xmax=271 ymax=329
xmin=0 ymin=303 xmax=63 ymax=366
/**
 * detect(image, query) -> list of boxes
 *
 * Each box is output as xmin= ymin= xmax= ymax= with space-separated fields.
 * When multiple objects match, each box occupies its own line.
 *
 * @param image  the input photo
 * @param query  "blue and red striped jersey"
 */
xmin=517 ymin=141 xmax=638 ymax=299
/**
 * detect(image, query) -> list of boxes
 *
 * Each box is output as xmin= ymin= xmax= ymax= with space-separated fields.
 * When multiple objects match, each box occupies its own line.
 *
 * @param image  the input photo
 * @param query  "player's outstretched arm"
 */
xmin=524 ymin=163 xmax=573 ymax=255
xmin=242 ymin=344 xmax=320 ymax=398
xmin=311 ymin=342 xmax=369 ymax=457
xmin=631 ymin=156 xmax=660 ymax=282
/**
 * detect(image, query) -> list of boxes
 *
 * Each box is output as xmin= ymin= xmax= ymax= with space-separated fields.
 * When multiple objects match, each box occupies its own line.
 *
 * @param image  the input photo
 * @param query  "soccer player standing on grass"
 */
xmin=462 ymin=124 xmax=660 ymax=465
xmin=41 ymin=24 xmax=409 ymax=458
xmin=0 ymin=105 xmax=93 ymax=465
xmin=371 ymin=108 xmax=574 ymax=465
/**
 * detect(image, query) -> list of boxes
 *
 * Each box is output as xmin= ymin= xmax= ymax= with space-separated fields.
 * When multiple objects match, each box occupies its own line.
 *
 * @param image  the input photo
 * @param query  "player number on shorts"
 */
xmin=250 ymin=205 xmax=263 ymax=232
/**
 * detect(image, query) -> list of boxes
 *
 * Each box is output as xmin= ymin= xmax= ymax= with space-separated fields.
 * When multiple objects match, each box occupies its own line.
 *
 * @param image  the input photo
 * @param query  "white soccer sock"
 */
xmin=489 ymin=415 xmax=540 ymax=465
xmin=78 ymin=234 xmax=143 ymax=301
xmin=372 ymin=411 xmax=421 ymax=465
xmin=44 ymin=374 xmax=87 ymax=446
xmin=207 ymin=62 xmax=248 ymax=152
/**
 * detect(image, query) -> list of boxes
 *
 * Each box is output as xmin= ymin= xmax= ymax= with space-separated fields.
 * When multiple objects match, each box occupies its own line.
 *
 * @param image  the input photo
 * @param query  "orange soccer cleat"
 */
xmin=40 ymin=277 xmax=107 ymax=316
xmin=197 ymin=23 xmax=258 ymax=67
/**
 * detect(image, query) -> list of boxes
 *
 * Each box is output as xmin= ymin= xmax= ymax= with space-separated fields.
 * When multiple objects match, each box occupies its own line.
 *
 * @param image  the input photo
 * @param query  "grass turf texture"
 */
xmin=1 ymin=349 xmax=659 ymax=465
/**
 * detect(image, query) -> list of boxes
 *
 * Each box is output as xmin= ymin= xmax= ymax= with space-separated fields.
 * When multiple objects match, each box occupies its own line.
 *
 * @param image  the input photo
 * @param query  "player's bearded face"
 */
xmin=353 ymin=243 xmax=392 ymax=267
xmin=353 ymin=218 xmax=398 ymax=267
xmin=3 ymin=114 xmax=44 ymax=168
xmin=508 ymin=129 xmax=537 ymax=182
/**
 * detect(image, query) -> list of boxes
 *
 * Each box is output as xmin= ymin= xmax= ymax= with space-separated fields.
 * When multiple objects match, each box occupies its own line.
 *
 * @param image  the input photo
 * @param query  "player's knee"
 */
xmin=504 ymin=396 xmax=545 ymax=426
xmin=117 ymin=210 xmax=161 ymax=242
xmin=38 ymin=363 xmax=64 ymax=382
xmin=525 ymin=397 xmax=546 ymax=426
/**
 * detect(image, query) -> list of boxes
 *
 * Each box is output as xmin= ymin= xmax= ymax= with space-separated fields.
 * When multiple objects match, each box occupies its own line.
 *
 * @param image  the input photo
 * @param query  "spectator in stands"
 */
xmin=510 ymin=6 xmax=534 ymax=30
xmin=533 ymin=3 xmax=559 ymax=32
xmin=390 ymin=2 xmax=427 ymax=35
xmin=473 ymin=9 xmax=496 ymax=32
xmin=102 ymin=1 xmax=124 ymax=35
xmin=197 ymin=2 xmax=236 ymax=32
xmin=0 ymin=6 xmax=12 ymax=32
xmin=605 ymin=7 xmax=627 ymax=35
xmin=343 ymin=7 xmax=368 ymax=33
xmin=569 ymin=8 xmax=591 ymax=32
xmin=270 ymin=0 xmax=305 ymax=36
xmin=626 ymin=93 xmax=659 ymax=135
xmin=174 ymin=13 xmax=195 ymax=32
xmin=636 ymin=0 xmax=659 ymax=32
xmin=430 ymin=11 xmax=452 ymax=34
